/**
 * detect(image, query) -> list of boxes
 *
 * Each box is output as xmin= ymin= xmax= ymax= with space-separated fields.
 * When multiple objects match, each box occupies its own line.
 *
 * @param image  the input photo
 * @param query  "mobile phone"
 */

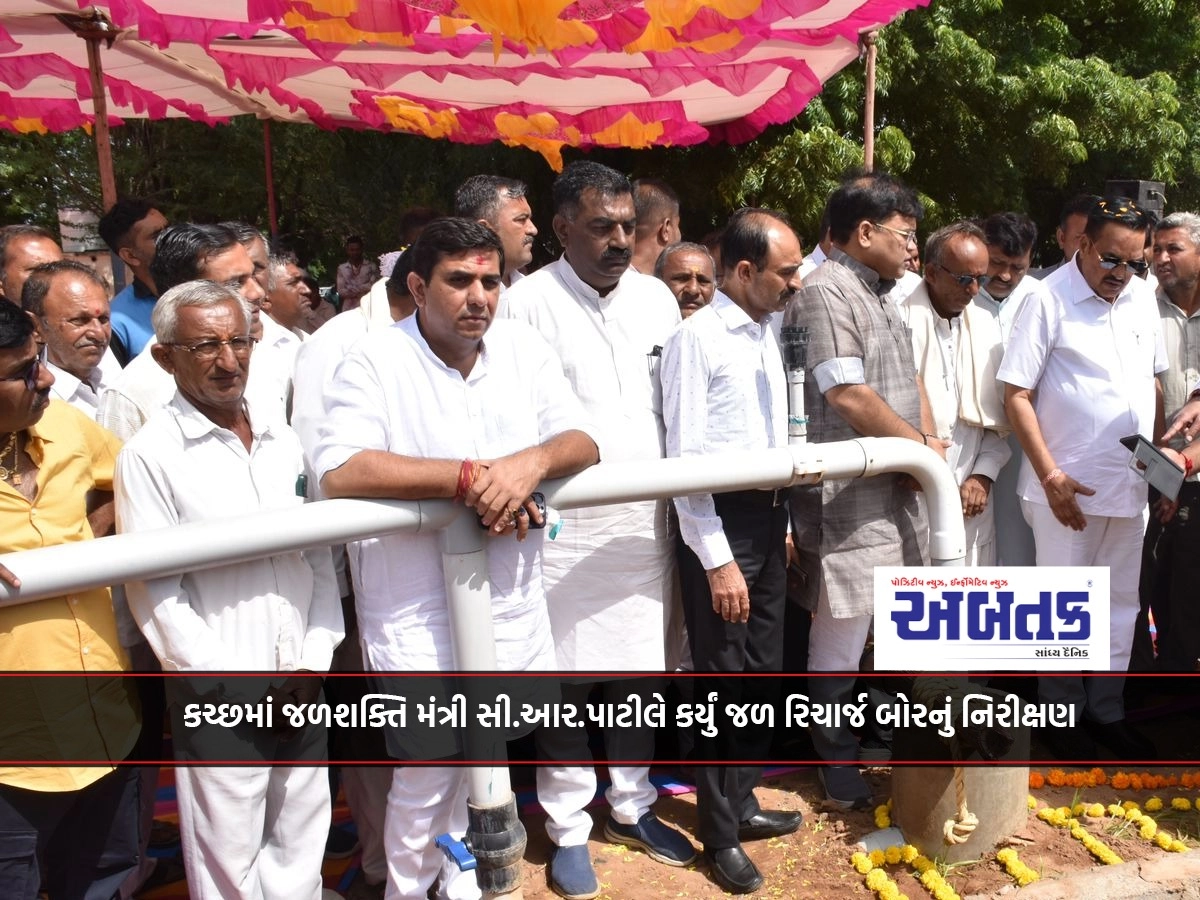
xmin=479 ymin=492 xmax=547 ymax=529
xmin=1120 ymin=434 xmax=1185 ymax=501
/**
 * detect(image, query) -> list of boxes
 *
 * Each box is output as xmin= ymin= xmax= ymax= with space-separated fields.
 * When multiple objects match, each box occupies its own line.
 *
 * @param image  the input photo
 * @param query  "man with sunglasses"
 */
xmin=0 ymin=299 xmax=143 ymax=900
xmin=900 ymin=221 xmax=1010 ymax=565
xmin=999 ymin=196 xmax=1164 ymax=761
xmin=115 ymin=279 xmax=343 ymax=900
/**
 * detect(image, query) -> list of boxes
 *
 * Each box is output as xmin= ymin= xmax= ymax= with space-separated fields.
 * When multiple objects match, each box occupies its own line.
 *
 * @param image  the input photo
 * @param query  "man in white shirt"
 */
xmin=972 ymin=212 xmax=1049 ymax=567
xmin=291 ymin=247 xmax=416 ymax=900
xmin=315 ymin=218 xmax=599 ymax=900
xmin=1000 ymin=196 xmax=1164 ymax=760
xmin=115 ymin=280 xmax=344 ymax=900
xmin=503 ymin=161 xmax=694 ymax=899
xmin=663 ymin=208 xmax=804 ymax=895
xmin=453 ymin=175 xmax=538 ymax=289
xmin=98 ymin=224 xmax=282 ymax=440
xmin=22 ymin=260 xmax=120 ymax=418
xmin=900 ymin=222 xmax=1010 ymax=565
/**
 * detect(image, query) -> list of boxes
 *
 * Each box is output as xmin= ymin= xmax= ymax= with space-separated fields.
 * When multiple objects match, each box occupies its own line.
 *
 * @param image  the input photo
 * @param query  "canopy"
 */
xmin=0 ymin=1 xmax=927 ymax=168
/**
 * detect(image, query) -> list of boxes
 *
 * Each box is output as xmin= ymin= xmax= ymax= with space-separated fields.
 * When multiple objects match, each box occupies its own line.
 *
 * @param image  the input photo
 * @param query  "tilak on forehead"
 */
xmin=473 ymin=254 xmax=491 ymax=266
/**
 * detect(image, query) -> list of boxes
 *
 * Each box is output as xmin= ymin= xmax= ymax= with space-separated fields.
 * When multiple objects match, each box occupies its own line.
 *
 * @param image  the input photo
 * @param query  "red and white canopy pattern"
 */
xmin=0 ymin=0 xmax=927 ymax=167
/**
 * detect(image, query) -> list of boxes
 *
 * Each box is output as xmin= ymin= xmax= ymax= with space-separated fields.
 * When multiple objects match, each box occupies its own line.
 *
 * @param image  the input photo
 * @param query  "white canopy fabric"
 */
xmin=0 ymin=0 xmax=927 ymax=167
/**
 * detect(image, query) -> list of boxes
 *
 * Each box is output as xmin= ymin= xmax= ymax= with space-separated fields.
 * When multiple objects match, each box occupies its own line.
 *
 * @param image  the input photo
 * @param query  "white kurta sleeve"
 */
xmin=298 ymin=545 xmax=344 ymax=671
xmin=313 ymin=344 xmax=391 ymax=480
xmin=973 ymin=428 xmax=1012 ymax=483
xmin=114 ymin=446 xmax=238 ymax=671
xmin=662 ymin=324 xmax=733 ymax=571
xmin=997 ymin=289 xmax=1054 ymax=391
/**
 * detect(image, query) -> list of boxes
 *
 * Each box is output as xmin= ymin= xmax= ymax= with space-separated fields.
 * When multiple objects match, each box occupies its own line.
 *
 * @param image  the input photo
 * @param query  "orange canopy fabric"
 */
xmin=0 ymin=0 xmax=927 ymax=167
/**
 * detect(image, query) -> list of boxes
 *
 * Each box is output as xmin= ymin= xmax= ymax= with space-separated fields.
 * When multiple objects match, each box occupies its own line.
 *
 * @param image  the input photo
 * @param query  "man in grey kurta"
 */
xmin=785 ymin=172 xmax=934 ymax=809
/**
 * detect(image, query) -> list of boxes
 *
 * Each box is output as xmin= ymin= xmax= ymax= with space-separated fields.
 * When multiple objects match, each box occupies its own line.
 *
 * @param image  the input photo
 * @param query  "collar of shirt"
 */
xmin=405 ymin=312 xmax=491 ymax=384
xmin=711 ymin=290 xmax=774 ymax=337
xmin=260 ymin=312 xmax=304 ymax=349
xmin=827 ymin=247 xmax=896 ymax=297
xmin=1063 ymin=253 xmax=1142 ymax=307
xmin=554 ymin=254 xmax=631 ymax=307
xmin=1156 ymin=287 xmax=1200 ymax=320
xmin=168 ymin=391 xmax=275 ymax=443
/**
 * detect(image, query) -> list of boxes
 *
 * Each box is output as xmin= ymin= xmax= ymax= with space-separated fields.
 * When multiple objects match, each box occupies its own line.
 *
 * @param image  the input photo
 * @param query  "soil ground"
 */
xmin=514 ymin=684 xmax=1200 ymax=899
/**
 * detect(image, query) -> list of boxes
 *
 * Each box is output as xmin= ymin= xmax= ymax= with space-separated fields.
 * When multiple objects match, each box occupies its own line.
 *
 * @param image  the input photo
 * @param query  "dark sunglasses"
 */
xmin=933 ymin=262 xmax=990 ymax=289
xmin=1096 ymin=252 xmax=1149 ymax=277
xmin=2 ymin=345 xmax=45 ymax=392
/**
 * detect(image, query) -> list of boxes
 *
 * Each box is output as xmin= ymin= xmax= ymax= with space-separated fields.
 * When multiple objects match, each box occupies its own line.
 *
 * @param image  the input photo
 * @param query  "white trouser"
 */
xmin=808 ymin=569 xmax=873 ymax=672
xmin=384 ymin=767 xmax=480 ymax=900
xmin=342 ymin=766 xmax=392 ymax=884
xmin=175 ymin=765 xmax=329 ymax=900
xmin=1024 ymin=500 xmax=1145 ymax=723
xmin=536 ymin=764 xmax=658 ymax=847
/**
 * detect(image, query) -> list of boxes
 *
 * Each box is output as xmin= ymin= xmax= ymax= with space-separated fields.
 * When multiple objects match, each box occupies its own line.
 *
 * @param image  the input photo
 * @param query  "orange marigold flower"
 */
xmin=1112 ymin=773 xmax=1131 ymax=789
xmin=1028 ymin=772 xmax=1045 ymax=789
xmin=1181 ymin=773 xmax=1195 ymax=789
xmin=1047 ymin=769 xmax=1067 ymax=787
xmin=1090 ymin=767 xmax=1108 ymax=785
xmin=1129 ymin=774 xmax=1143 ymax=790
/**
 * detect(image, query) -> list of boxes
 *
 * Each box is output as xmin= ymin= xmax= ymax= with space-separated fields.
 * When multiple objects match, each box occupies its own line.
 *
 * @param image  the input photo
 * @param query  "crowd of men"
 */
xmin=0 ymin=163 xmax=1193 ymax=900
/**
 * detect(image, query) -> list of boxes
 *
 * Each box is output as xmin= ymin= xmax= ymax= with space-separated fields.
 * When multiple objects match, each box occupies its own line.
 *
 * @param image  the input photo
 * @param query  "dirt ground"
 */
xmin=514 ymin=688 xmax=1200 ymax=899
xmin=515 ymin=765 xmax=1199 ymax=899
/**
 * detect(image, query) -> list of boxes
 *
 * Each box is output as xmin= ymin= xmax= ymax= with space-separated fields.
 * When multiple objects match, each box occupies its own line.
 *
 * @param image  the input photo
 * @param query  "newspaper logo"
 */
xmin=873 ymin=567 xmax=1110 ymax=671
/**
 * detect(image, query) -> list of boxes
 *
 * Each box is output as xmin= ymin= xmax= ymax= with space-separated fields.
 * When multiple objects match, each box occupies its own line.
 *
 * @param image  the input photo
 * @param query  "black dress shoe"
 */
xmin=704 ymin=846 xmax=764 ymax=894
xmin=737 ymin=809 xmax=803 ymax=842
xmin=1083 ymin=718 xmax=1158 ymax=760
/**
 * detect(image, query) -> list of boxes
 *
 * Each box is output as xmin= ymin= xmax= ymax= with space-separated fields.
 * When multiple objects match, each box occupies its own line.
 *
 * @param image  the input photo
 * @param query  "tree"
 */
xmin=720 ymin=0 xmax=1200 ymax=260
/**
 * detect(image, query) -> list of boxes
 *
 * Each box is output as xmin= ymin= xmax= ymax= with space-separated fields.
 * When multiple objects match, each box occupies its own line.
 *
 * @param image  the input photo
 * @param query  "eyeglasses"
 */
xmin=166 ymin=337 xmax=256 ymax=362
xmin=872 ymin=222 xmax=919 ymax=246
xmin=2 ymin=344 xmax=45 ymax=392
xmin=1096 ymin=252 xmax=1150 ymax=277
xmin=933 ymin=262 xmax=991 ymax=289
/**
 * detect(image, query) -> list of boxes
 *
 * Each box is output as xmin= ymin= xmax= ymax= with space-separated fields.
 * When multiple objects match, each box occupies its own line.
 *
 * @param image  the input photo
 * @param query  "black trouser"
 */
xmin=677 ymin=491 xmax=788 ymax=850
xmin=0 ymin=766 xmax=140 ymax=900
xmin=1136 ymin=482 xmax=1200 ymax=672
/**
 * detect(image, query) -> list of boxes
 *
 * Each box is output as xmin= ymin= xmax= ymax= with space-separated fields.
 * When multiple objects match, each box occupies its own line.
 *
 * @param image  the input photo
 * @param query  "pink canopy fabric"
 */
xmin=0 ymin=0 xmax=927 ymax=168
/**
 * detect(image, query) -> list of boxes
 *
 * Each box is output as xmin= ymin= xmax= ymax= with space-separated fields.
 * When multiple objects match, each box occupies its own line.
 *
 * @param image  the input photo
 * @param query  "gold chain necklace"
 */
xmin=0 ymin=432 xmax=21 ymax=486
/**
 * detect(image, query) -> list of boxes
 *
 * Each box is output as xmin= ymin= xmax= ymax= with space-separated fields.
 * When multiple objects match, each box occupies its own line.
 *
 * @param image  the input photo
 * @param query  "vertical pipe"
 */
xmin=862 ymin=30 xmax=878 ymax=173
xmin=440 ymin=513 xmax=525 ymax=899
xmin=84 ymin=35 xmax=117 ymax=211
xmin=263 ymin=120 xmax=279 ymax=238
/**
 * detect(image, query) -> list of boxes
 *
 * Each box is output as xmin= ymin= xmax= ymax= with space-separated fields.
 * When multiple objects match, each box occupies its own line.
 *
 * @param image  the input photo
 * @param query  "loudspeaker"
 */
xmin=1105 ymin=180 xmax=1166 ymax=218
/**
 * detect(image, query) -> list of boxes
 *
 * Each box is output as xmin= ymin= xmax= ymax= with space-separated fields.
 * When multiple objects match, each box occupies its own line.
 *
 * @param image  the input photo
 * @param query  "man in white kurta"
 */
xmin=901 ymin=223 xmax=1010 ymax=565
xmin=999 ymin=197 xmax=1165 ymax=761
xmin=501 ymin=161 xmax=693 ymax=899
xmin=972 ymin=212 xmax=1051 ymax=566
xmin=114 ymin=282 xmax=343 ymax=900
xmin=315 ymin=218 xmax=600 ymax=900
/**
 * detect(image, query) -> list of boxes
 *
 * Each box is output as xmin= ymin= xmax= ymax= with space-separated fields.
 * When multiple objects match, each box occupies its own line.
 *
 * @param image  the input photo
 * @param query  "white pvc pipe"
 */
xmin=0 ymin=439 xmax=965 ymax=606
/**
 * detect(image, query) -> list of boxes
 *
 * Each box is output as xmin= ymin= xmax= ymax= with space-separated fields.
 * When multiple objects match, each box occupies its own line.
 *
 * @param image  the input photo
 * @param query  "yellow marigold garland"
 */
xmin=995 ymin=847 xmax=1040 ymax=887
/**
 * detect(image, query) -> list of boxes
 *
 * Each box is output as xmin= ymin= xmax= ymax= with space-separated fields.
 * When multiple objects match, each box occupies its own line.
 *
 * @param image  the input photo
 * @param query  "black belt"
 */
xmin=717 ymin=488 xmax=789 ymax=508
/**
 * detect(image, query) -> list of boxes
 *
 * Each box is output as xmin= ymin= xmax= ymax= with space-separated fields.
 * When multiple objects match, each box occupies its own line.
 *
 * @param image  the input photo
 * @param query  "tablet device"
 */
xmin=1120 ymin=434 xmax=1185 ymax=501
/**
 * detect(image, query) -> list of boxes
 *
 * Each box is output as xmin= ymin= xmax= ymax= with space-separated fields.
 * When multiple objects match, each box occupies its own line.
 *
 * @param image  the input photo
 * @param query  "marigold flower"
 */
xmin=1170 ymin=840 xmax=1187 ymax=852
xmin=1122 ymin=800 xmax=1139 ymax=811
xmin=1139 ymin=821 xmax=1157 ymax=840
xmin=865 ymin=867 xmax=889 ymax=891
xmin=884 ymin=846 xmax=902 ymax=865
xmin=1182 ymin=773 xmax=1196 ymax=789
xmin=1072 ymin=802 xmax=1086 ymax=816
xmin=1027 ymin=795 xmax=1038 ymax=809
xmin=1171 ymin=797 xmax=1191 ymax=811
xmin=1111 ymin=772 xmax=1131 ymax=789
xmin=1145 ymin=797 xmax=1163 ymax=811
xmin=900 ymin=844 xmax=918 ymax=864
xmin=1028 ymin=772 xmax=1045 ymax=789
xmin=1130 ymin=774 xmax=1143 ymax=790
xmin=879 ymin=883 xmax=900 ymax=900
xmin=995 ymin=848 xmax=1015 ymax=864
xmin=869 ymin=849 xmax=885 ymax=867
xmin=1090 ymin=767 xmax=1107 ymax=785
xmin=1085 ymin=803 xmax=1105 ymax=818
xmin=851 ymin=851 xmax=873 ymax=874
xmin=1047 ymin=768 xmax=1067 ymax=786
xmin=1107 ymin=804 xmax=1124 ymax=817
xmin=1154 ymin=832 xmax=1173 ymax=850
xmin=913 ymin=855 xmax=933 ymax=873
